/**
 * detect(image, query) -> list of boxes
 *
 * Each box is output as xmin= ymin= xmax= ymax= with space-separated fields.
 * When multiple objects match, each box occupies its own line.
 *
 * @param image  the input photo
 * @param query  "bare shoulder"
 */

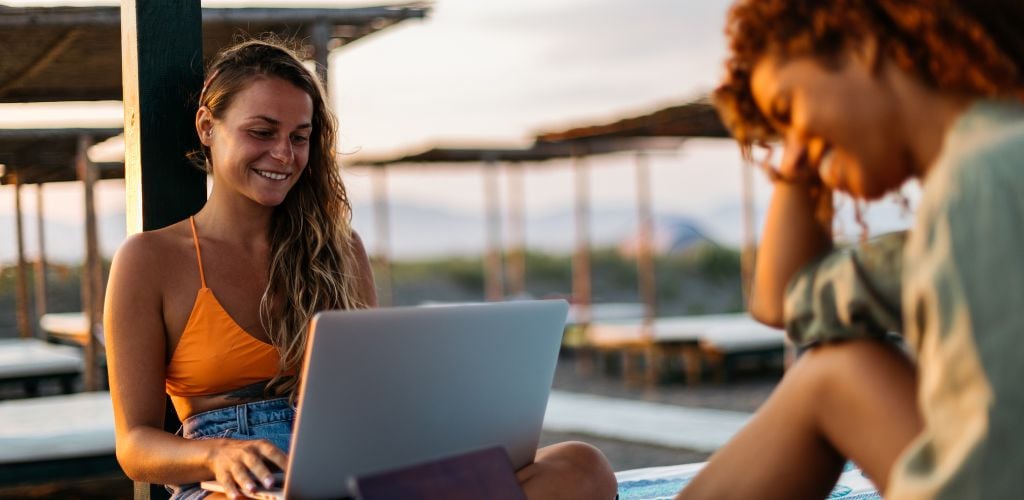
xmin=109 ymin=220 xmax=196 ymax=293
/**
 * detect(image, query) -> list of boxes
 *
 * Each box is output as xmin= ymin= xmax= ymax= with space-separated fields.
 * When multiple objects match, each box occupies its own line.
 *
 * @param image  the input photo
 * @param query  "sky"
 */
xmin=0 ymin=0 xmax=918 ymax=262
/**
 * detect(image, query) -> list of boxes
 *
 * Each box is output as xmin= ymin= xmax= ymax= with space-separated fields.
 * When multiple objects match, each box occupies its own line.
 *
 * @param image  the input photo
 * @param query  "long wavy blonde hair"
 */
xmin=193 ymin=39 xmax=370 ymax=398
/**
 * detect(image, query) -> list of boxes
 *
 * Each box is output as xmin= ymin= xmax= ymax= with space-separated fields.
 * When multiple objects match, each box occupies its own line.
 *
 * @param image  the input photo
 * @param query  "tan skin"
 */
xmin=676 ymin=39 xmax=970 ymax=499
xmin=107 ymin=76 xmax=617 ymax=500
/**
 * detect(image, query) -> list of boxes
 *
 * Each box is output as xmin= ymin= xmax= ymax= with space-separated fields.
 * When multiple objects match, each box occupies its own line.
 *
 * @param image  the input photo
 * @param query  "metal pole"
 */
xmin=370 ymin=165 xmax=393 ymax=307
xmin=311 ymin=20 xmax=330 ymax=92
xmin=483 ymin=158 xmax=504 ymax=301
xmin=571 ymin=151 xmax=592 ymax=323
xmin=34 ymin=183 xmax=48 ymax=333
xmin=635 ymin=151 xmax=657 ymax=325
xmin=13 ymin=176 xmax=32 ymax=339
xmin=505 ymin=162 xmax=526 ymax=297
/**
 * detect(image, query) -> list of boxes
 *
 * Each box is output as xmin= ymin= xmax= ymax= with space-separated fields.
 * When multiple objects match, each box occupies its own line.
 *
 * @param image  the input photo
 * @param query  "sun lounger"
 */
xmin=615 ymin=461 xmax=879 ymax=499
xmin=0 ymin=391 xmax=118 ymax=486
xmin=579 ymin=314 xmax=784 ymax=385
xmin=39 ymin=311 xmax=95 ymax=347
xmin=699 ymin=322 xmax=786 ymax=382
xmin=0 ymin=338 xmax=83 ymax=396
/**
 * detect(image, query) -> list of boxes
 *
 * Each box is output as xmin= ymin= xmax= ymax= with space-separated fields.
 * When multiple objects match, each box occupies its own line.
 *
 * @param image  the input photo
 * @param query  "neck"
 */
xmin=195 ymin=188 xmax=275 ymax=248
xmin=888 ymin=64 xmax=972 ymax=178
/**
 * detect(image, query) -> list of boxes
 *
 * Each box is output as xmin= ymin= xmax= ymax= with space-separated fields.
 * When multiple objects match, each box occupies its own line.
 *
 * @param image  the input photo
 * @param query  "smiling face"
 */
xmin=750 ymin=50 xmax=917 ymax=199
xmin=197 ymin=76 xmax=314 ymax=208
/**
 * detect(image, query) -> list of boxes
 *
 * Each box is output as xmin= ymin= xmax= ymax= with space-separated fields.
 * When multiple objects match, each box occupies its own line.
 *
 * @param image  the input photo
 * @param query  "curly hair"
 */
xmin=713 ymin=0 xmax=1024 ymax=147
xmin=192 ymin=38 xmax=370 ymax=399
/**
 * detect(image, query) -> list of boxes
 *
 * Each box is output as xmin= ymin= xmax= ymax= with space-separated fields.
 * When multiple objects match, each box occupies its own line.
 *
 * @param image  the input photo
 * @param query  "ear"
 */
xmin=196 ymin=106 xmax=214 ymax=147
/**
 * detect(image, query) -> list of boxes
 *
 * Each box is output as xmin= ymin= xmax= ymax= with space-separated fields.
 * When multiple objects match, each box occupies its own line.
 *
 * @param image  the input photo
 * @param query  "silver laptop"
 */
xmin=202 ymin=299 xmax=568 ymax=499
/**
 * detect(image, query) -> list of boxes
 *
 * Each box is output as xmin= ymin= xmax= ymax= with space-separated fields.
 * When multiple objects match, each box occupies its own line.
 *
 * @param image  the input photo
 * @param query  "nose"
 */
xmin=269 ymin=136 xmax=293 ymax=165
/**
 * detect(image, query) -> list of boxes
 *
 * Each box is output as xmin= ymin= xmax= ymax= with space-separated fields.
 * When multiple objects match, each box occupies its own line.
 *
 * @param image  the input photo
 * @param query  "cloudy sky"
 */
xmin=0 ymin=0 xmax=917 ymax=261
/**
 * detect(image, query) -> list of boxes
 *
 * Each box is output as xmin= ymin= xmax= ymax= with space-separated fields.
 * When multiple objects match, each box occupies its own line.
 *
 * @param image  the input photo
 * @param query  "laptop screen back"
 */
xmin=285 ymin=300 xmax=568 ymax=499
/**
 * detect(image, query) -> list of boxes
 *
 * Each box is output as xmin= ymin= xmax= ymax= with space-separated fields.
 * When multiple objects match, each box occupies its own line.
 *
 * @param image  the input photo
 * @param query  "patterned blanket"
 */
xmin=616 ymin=461 xmax=880 ymax=499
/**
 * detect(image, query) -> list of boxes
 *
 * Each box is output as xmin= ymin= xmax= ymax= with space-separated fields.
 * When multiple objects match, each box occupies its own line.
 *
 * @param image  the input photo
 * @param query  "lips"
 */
xmin=253 ymin=168 xmax=290 ymax=181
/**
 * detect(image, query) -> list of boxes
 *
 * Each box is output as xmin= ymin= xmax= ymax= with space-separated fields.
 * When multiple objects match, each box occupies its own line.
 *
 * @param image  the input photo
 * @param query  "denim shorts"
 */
xmin=169 ymin=398 xmax=295 ymax=500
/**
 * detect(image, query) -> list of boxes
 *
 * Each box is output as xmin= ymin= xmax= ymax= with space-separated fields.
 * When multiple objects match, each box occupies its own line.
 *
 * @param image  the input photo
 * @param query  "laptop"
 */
xmin=201 ymin=299 xmax=568 ymax=499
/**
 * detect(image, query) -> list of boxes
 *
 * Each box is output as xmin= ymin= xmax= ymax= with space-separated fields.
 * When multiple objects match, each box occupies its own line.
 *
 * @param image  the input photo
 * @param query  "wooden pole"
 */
xmin=505 ymin=162 xmax=526 ymax=297
xmin=13 ymin=175 xmax=32 ymax=339
xmin=77 ymin=135 xmax=102 ymax=391
xmin=371 ymin=165 xmax=393 ymax=307
xmin=121 ymin=0 xmax=207 ymax=235
xmin=311 ymin=20 xmax=330 ymax=91
xmin=740 ymin=162 xmax=756 ymax=307
xmin=483 ymin=158 xmax=504 ymax=301
xmin=635 ymin=151 xmax=657 ymax=324
xmin=33 ymin=183 xmax=48 ymax=329
xmin=571 ymin=151 xmax=592 ymax=323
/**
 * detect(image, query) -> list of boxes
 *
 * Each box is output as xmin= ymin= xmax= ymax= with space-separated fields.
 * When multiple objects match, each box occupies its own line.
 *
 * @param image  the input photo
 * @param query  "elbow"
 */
xmin=748 ymin=293 xmax=785 ymax=329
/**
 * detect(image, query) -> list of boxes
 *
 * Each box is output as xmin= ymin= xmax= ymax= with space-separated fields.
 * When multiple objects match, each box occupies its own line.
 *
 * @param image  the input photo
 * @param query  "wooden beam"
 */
xmin=33 ymin=183 xmax=48 ymax=326
xmin=505 ymin=163 xmax=526 ymax=297
xmin=77 ymin=135 xmax=102 ymax=391
xmin=121 ymin=0 xmax=207 ymax=235
xmin=310 ymin=20 xmax=330 ymax=90
xmin=13 ymin=176 xmax=32 ymax=339
xmin=571 ymin=152 xmax=592 ymax=323
xmin=635 ymin=151 xmax=657 ymax=324
xmin=371 ymin=165 xmax=393 ymax=307
xmin=0 ymin=28 xmax=81 ymax=96
xmin=483 ymin=159 xmax=504 ymax=301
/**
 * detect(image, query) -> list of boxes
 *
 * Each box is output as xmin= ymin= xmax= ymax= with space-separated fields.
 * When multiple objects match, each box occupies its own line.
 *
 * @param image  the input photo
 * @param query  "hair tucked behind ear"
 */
xmin=193 ymin=37 xmax=370 ymax=400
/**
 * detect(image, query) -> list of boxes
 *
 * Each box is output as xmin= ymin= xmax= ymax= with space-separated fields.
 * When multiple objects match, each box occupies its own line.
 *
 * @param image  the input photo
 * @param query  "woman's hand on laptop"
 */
xmin=207 ymin=438 xmax=288 ymax=498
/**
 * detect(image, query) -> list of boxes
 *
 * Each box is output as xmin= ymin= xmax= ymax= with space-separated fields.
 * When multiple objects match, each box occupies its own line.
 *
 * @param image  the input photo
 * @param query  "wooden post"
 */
xmin=505 ymin=162 xmax=526 ymax=297
xmin=121 ymin=0 xmax=207 ymax=235
xmin=740 ymin=161 xmax=756 ymax=307
xmin=635 ymin=151 xmax=657 ymax=325
xmin=33 ymin=183 xmax=48 ymax=329
xmin=13 ymin=175 xmax=32 ymax=339
xmin=371 ymin=165 xmax=393 ymax=307
xmin=483 ymin=158 xmax=504 ymax=301
xmin=77 ymin=135 xmax=102 ymax=391
xmin=571 ymin=151 xmax=591 ymax=323
xmin=310 ymin=20 xmax=330 ymax=92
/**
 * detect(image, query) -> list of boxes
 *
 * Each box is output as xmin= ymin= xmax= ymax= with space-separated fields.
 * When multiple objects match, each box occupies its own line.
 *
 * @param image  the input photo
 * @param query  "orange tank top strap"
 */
xmin=189 ymin=216 xmax=208 ymax=289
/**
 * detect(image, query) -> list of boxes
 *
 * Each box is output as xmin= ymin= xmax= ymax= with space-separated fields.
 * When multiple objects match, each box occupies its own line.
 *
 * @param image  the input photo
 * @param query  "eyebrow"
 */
xmin=248 ymin=115 xmax=312 ymax=130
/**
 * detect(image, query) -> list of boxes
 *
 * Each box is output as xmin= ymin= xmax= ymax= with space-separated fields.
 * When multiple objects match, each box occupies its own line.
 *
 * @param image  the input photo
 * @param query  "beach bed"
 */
xmin=0 ymin=338 xmax=83 ymax=396
xmin=0 ymin=391 xmax=118 ymax=486
xmin=578 ymin=314 xmax=785 ymax=385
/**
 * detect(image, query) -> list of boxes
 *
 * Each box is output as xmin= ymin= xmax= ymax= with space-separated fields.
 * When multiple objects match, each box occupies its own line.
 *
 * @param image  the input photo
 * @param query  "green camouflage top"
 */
xmin=783 ymin=99 xmax=1024 ymax=499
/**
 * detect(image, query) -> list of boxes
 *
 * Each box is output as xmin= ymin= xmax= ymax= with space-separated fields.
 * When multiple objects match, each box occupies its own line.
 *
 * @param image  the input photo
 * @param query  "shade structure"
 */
xmin=0 ymin=3 xmax=430 ymax=103
xmin=0 ymin=128 xmax=123 ymax=185
xmin=536 ymin=98 xmax=729 ymax=142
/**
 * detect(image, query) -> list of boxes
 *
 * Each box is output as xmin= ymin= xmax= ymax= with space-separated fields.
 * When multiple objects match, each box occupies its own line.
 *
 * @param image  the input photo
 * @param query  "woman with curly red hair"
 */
xmin=672 ymin=1 xmax=1024 ymax=498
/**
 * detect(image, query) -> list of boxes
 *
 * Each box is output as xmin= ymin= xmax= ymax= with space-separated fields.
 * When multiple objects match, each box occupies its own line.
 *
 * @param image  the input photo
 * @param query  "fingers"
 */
xmin=257 ymin=440 xmax=289 ymax=473
xmin=242 ymin=446 xmax=277 ymax=490
xmin=230 ymin=460 xmax=259 ymax=497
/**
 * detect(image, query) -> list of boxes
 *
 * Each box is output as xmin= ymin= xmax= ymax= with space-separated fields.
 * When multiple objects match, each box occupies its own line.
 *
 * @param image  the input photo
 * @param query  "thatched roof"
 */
xmin=0 ymin=128 xmax=123 ymax=185
xmin=0 ymin=3 xmax=429 ymax=103
xmin=536 ymin=98 xmax=729 ymax=142
xmin=354 ymin=137 xmax=684 ymax=166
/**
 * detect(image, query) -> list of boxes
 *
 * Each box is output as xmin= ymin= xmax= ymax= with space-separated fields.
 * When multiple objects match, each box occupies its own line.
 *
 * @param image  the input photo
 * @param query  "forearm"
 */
xmin=750 ymin=182 xmax=833 ymax=327
xmin=117 ymin=425 xmax=220 ymax=484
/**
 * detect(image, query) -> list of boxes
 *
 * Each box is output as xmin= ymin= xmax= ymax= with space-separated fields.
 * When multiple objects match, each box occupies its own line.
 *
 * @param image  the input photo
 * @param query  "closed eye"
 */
xmin=291 ymin=135 xmax=309 ymax=145
xmin=250 ymin=129 xmax=275 ymax=139
xmin=770 ymin=94 xmax=792 ymax=127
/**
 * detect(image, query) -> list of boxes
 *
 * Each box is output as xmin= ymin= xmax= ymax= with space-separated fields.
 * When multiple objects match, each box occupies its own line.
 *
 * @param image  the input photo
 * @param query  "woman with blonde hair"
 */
xmin=105 ymin=39 xmax=616 ymax=500
xmin=672 ymin=1 xmax=1024 ymax=498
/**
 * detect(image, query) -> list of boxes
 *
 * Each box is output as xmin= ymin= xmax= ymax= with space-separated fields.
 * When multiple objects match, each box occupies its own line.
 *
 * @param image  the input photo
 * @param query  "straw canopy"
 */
xmin=0 ymin=3 xmax=429 ymax=103
xmin=536 ymin=98 xmax=729 ymax=142
xmin=0 ymin=128 xmax=123 ymax=185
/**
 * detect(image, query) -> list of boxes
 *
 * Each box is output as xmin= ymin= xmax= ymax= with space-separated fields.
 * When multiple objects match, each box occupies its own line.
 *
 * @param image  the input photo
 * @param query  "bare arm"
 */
xmin=104 ymin=234 xmax=286 ymax=494
xmin=749 ymin=181 xmax=833 ymax=327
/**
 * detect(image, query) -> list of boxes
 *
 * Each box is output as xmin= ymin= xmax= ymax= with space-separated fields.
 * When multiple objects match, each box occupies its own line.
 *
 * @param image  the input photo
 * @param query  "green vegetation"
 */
xmin=1 ymin=244 xmax=745 ymax=337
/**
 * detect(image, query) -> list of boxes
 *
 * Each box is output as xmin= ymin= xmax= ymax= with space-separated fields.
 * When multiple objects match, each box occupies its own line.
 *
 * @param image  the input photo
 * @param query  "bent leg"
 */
xmin=679 ymin=339 xmax=922 ymax=500
xmin=517 ymin=441 xmax=618 ymax=500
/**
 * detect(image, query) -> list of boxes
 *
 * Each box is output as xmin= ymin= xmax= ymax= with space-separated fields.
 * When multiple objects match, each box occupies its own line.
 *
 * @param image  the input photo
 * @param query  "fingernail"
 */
xmin=264 ymin=477 xmax=274 ymax=488
xmin=246 ymin=482 xmax=257 ymax=492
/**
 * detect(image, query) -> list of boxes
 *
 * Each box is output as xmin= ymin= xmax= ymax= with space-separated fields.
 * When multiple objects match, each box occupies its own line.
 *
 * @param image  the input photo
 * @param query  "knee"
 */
xmin=789 ymin=339 xmax=915 ymax=400
xmin=546 ymin=441 xmax=618 ymax=499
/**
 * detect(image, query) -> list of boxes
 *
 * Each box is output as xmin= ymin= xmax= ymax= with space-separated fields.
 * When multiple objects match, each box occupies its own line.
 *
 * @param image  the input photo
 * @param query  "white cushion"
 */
xmin=0 ymin=339 xmax=83 ymax=379
xmin=0 ymin=391 xmax=114 ymax=463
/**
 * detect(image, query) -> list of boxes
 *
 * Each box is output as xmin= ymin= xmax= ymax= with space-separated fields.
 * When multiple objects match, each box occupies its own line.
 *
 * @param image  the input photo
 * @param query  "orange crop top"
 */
xmin=165 ymin=217 xmax=282 ymax=408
